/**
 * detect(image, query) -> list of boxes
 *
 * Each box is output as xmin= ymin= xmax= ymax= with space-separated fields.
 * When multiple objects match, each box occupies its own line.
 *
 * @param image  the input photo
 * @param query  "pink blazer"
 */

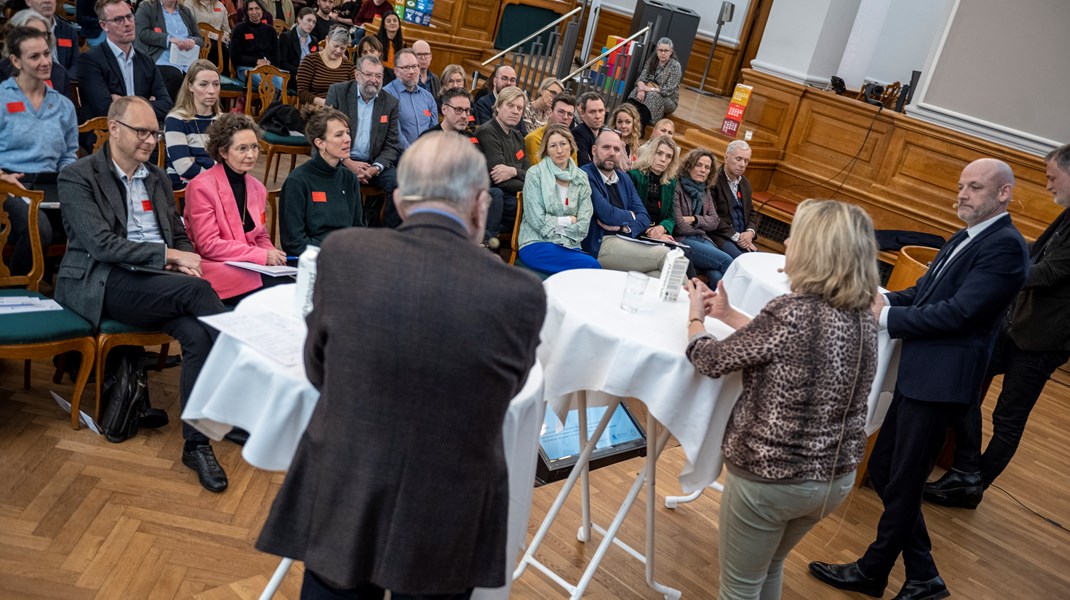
xmin=184 ymin=164 xmax=275 ymax=299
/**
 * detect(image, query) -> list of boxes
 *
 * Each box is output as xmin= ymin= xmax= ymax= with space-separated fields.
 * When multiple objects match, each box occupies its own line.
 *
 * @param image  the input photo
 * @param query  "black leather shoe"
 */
xmin=923 ymin=470 xmax=982 ymax=509
xmin=182 ymin=444 xmax=228 ymax=492
xmin=809 ymin=561 xmax=887 ymax=597
xmin=224 ymin=427 xmax=249 ymax=446
xmin=892 ymin=576 xmax=949 ymax=600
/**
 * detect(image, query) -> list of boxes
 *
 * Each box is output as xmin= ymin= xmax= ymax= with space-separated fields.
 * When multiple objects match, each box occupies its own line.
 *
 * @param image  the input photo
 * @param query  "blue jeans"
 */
xmin=683 ymin=236 xmax=734 ymax=283
xmin=717 ymin=237 xmax=746 ymax=259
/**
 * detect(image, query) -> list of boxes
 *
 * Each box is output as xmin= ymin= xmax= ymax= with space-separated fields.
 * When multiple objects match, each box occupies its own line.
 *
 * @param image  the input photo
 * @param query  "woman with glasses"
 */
xmin=296 ymin=26 xmax=354 ymax=106
xmin=0 ymin=26 xmax=78 ymax=276
xmin=184 ymin=113 xmax=285 ymax=304
xmin=280 ymin=106 xmax=364 ymax=255
xmin=628 ymin=36 xmax=682 ymax=129
xmin=517 ymin=124 xmax=600 ymax=274
xmin=164 ymin=60 xmax=222 ymax=189
xmin=674 ymin=148 xmax=735 ymax=284
xmin=523 ymin=77 xmax=563 ymax=133
xmin=439 ymin=63 xmax=466 ymax=93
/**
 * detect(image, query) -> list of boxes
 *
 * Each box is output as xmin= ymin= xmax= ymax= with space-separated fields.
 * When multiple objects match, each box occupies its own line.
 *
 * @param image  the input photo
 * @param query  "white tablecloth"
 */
xmin=539 ymin=269 xmax=743 ymax=494
xmin=722 ymin=252 xmax=901 ymax=433
xmin=182 ymin=284 xmax=545 ymax=599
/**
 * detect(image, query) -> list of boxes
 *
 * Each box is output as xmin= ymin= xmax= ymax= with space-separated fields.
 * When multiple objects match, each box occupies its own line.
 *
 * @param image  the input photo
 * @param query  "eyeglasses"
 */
xmin=498 ymin=76 xmax=518 ymax=84
xmin=115 ymin=120 xmax=163 ymax=141
xmin=229 ymin=144 xmax=261 ymax=154
xmin=359 ymin=70 xmax=383 ymax=80
xmin=414 ymin=52 xmax=432 ymax=58
xmin=396 ymin=64 xmax=419 ymax=71
xmin=101 ymin=13 xmax=135 ymax=24
xmin=443 ymin=103 xmax=471 ymax=116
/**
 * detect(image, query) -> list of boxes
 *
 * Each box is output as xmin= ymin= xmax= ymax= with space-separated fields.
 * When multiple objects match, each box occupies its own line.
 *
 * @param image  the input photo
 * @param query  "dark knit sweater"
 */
xmin=231 ymin=21 xmax=280 ymax=68
xmin=280 ymin=151 xmax=364 ymax=255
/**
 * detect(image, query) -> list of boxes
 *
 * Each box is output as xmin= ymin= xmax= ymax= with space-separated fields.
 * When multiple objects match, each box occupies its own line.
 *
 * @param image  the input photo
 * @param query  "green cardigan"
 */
xmin=280 ymin=152 xmax=365 ymax=255
xmin=628 ymin=169 xmax=676 ymax=234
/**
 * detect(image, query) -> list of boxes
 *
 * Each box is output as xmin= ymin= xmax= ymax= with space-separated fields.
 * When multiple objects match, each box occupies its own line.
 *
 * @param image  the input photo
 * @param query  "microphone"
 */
xmin=952 ymin=203 xmax=959 ymax=209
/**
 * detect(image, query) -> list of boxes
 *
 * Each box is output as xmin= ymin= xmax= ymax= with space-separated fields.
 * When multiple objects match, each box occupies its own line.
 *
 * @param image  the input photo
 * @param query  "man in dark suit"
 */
xmin=56 ymin=96 xmax=228 ymax=492
xmin=256 ymin=132 xmax=546 ymax=599
xmin=325 ymin=54 xmax=401 ymax=227
xmin=77 ymin=0 xmax=173 ymax=121
xmin=711 ymin=139 xmax=759 ymax=258
xmin=472 ymin=64 xmax=516 ymax=126
xmin=925 ymin=144 xmax=1070 ymax=508
xmin=26 ymin=0 xmax=80 ymax=77
xmin=572 ymin=91 xmax=605 ymax=167
xmin=810 ymin=158 xmax=1029 ymax=600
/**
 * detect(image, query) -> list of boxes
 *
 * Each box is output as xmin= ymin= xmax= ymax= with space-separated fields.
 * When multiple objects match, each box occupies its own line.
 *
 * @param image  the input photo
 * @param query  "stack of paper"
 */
xmin=0 ymin=296 xmax=63 ymax=314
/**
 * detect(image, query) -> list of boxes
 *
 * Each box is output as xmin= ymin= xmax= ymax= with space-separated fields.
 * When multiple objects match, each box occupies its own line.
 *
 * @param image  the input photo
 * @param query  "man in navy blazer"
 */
xmin=810 ymin=158 xmax=1029 ymax=600
xmin=581 ymin=128 xmax=668 ymax=276
xmin=77 ymin=0 xmax=173 ymax=122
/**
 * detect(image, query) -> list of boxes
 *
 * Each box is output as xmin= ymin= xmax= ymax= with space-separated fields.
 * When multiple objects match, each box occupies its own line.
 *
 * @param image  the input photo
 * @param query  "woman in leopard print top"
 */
xmin=684 ymin=199 xmax=880 ymax=600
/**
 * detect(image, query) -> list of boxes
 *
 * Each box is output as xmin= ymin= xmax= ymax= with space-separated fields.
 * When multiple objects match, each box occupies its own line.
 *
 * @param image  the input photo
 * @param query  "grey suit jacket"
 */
xmin=324 ymin=82 xmax=401 ymax=170
xmin=257 ymin=212 xmax=546 ymax=593
xmin=56 ymin=145 xmax=192 ymax=326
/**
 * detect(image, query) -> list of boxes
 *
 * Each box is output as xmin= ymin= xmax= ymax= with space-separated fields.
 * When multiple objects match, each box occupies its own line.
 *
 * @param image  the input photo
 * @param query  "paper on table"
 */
xmin=169 ymin=42 xmax=198 ymax=68
xmin=225 ymin=261 xmax=299 ymax=277
xmin=199 ymin=310 xmax=306 ymax=366
xmin=0 ymin=299 xmax=63 ymax=314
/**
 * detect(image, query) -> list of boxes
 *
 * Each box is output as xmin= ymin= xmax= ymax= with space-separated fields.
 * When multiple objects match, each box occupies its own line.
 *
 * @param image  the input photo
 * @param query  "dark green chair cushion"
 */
xmin=263 ymin=132 xmax=308 ymax=146
xmin=221 ymin=76 xmax=244 ymax=92
xmin=98 ymin=318 xmax=161 ymax=335
xmin=0 ymin=290 xmax=94 ymax=344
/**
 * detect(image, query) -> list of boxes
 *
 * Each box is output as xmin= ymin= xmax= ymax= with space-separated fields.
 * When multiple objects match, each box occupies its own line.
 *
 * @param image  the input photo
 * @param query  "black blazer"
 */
xmin=77 ymin=42 xmax=174 ymax=121
xmin=230 ymin=21 xmax=280 ymax=68
xmin=1007 ymin=208 xmax=1070 ymax=351
xmin=324 ymin=82 xmax=401 ymax=170
xmin=885 ymin=214 xmax=1028 ymax=404
xmin=711 ymin=166 xmax=758 ymax=245
xmin=53 ymin=17 xmax=81 ymax=78
xmin=277 ymin=27 xmax=312 ymax=76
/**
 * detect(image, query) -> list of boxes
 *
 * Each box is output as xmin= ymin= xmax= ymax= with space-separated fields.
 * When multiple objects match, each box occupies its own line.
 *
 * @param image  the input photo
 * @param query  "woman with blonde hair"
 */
xmin=610 ymin=102 xmax=642 ymax=169
xmin=518 ymin=123 xmax=600 ymax=274
xmin=523 ymin=77 xmax=563 ymax=132
xmin=685 ymin=199 xmax=879 ymax=600
xmin=165 ymin=60 xmax=223 ymax=188
xmin=439 ymin=63 xmax=467 ymax=93
xmin=628 ymin=134 xmax=680 ymax=242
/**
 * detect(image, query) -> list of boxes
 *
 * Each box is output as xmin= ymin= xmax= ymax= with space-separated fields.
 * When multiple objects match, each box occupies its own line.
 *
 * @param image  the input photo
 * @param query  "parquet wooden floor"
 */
xmin=1 ymin=352 xmax=1068 ymax=599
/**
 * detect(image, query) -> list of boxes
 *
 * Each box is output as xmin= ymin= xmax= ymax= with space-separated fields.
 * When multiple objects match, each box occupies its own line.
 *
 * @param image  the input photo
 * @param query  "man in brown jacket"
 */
xmin=256 ymin=132 xmax=547 ymax=599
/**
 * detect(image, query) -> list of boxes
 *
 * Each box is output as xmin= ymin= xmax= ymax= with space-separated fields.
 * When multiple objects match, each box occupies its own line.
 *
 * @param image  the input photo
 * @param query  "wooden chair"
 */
xmin=78 ymin=116 xmax=110 ymax=156
xmin=881 ymin=81 xmax=903 ymax=109
xmin=0 ymin=183 xmax=96 ymax=429
xmin=273 ymin=20 xmax=288 ymax=36
xmin=173 ymin=188 xmax=186 ymax=215
xmin=198 ymin=22 xmax=244 ymax=108
xmin=506 ymin=191 xmax=523 ymax=265
xmin=266 ymin=188 xmax=281 ymax=247
xmin=244 ymin=65 xmax=310 ymax=182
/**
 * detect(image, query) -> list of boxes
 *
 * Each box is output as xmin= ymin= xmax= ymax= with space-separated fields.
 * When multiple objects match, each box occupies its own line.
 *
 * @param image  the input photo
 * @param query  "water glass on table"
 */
xmin=620 ymin=271 xmax=649 ymax=313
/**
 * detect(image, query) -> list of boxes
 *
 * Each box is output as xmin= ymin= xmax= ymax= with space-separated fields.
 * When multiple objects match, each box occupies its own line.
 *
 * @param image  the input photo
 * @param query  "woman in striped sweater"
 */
xmin=296 ymin=25 xmax=353 ymax=106
xmin=164 ymin=60 xmax=222 ymax=189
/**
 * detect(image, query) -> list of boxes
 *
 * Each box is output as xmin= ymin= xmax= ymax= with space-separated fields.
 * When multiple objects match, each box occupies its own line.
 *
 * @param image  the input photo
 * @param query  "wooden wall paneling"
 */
xmin=784 ymin=98 xmax=888 ymax=185
xmin=449 ymin=0 xmax=499 ymax=41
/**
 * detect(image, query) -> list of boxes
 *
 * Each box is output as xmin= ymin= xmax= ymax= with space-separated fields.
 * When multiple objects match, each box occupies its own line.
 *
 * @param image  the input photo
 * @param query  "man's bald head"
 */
xmin=957 ymin=158 xmax=1014 ymax=227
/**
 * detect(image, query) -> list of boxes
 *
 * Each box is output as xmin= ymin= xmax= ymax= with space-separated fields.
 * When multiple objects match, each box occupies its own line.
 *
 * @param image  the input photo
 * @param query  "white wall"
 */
xmin=601 ymin=0 xmax=752 ymax=44
xmin=863 ymin=0 xmax=952 ymax=85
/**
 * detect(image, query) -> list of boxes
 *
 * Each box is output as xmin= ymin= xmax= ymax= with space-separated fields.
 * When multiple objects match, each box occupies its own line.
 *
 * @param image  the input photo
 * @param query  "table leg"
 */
xmin=259 ymin=557 xmax=293 ymax=600
xmin=664 ymin=480 xmax=725 ymax=509
xmin=577 ymin=393 xmax=591 ymax=543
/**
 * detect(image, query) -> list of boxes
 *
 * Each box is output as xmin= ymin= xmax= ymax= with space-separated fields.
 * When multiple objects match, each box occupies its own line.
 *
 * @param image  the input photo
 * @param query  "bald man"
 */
xmin=810 ymin=158 xmax=1029 ymax=600
xmin=412 ymin=40 xmax=440 ymax=98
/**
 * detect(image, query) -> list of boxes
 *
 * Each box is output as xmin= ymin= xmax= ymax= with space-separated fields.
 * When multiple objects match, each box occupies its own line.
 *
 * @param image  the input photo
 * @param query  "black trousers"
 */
xmin=366 ymin=168 xmax=399 ymax=228
xmin=300 ymin=570 xmax=473 ymax=600
xmin=952 ymin=329 xmax=1070 ymax=486
xmin=858 ymin=392 xmax=967 ymax=581
xmin=102 ymin=268 xmax=226 ymax=442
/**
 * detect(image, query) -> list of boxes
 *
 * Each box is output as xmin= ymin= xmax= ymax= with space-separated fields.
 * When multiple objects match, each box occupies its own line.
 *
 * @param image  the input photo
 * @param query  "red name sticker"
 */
xmin=214 ymin=6 xmax=222 ymax=10
xmin=141 ymin=200 xmax=153 ymax=212
xmin=261 ymin=19 xmax=268 ymax=24
xmin=468 ymin=115 xmax=475 ymax=122
xmin=6 ymin=102 xmax=25 ymax=113
xmin=45 ymin=79 xmax=53 ymax=88
xmin=260 ymin=211 xmax=266 ymax=224
xmin=311 ymin=191 xmax=327 ymax=203
xmin=245 ymin=33 xmax=255 ymax=40
xmin=154 ymin=27 xmax=162 ymax=33
xmin=515 ymin=149 xmax=525 ymax=160
xmin=423 ymin=109 xmax=431 ymax=117
xmin=469 ymin=137 xmax=478 ymax=144
xmin=57 ymin=38 xmax=73 ymax=48
xmin=379 ymin=115 xmax=388 ymax=123
xmin=310 ymin=45 xmax=316 ymax=52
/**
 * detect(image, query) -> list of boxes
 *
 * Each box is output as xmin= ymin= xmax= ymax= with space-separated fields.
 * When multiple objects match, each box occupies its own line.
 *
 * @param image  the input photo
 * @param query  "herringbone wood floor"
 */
xmin=1 ymin=353 xmax=1069 ymax=599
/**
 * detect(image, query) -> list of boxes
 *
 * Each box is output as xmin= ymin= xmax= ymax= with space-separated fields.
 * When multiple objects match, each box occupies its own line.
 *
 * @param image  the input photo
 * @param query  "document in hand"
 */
xmin=225 ymin=262 xmax=299 ymax=277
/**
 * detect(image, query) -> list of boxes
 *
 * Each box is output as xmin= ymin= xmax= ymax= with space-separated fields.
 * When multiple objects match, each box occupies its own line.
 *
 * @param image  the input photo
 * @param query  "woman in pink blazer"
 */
xmin=184 ymin=113 xmax=287 ymax=304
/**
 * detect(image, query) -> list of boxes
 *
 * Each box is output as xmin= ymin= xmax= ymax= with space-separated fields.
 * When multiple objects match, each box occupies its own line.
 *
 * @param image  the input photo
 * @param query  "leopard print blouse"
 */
xmin=686 ymin=293 xmax=878 ymax=481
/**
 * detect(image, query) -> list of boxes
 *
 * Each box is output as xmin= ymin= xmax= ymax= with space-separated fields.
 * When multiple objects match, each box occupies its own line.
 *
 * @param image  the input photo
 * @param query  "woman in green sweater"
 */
xmin=628 ymin=134 xmax=680 ymax=240
xmin=280 ymin=107 xmax=364 ymax=256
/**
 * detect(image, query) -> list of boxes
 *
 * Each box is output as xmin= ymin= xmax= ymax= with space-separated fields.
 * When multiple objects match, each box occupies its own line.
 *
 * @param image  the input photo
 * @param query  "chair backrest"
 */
xmin=885 ymin=245 xmax=939 ymax=292
xmin=79 ymin=116 xmax=110 ymax=155
xmin=157 ymin=138 xmax=167 ymax=169
xmin=508 ymin=191 xmax=523 ymax=265
xmin=273 ymin=20 xmax=288 ymax=36
xmin=173 ymin=188 xmax=186 ymax=215
xmin=197 ymin=23 xmax=232 ymax=76
xmin=266 ymin=188 xmax=281 ymax=246
xmin=0 ymin=181 xmax=46 ymax=290
xmin=244 ymin=65 xmax=291 ymax=121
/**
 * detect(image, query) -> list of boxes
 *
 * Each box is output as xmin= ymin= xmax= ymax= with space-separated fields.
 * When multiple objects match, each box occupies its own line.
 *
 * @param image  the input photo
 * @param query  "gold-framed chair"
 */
xmin=198 ymin=22 xmax=244 ymax=108
xmin=244 ymin=65 xmax=311 ymax=182
xmin=173 ymin=188 xmax=186 ymax=215
xmin=273 ymin=20 xmax=288 ymax=36
xmin=506 ymin=191 xmax=523 ymax=265
xmin=78 ymin=116 xmax=109 ymax=157
xmin=266 ymin=188 xmax=281 ymax=247
xmin=0 ymin=183 xmax=96 ymax=429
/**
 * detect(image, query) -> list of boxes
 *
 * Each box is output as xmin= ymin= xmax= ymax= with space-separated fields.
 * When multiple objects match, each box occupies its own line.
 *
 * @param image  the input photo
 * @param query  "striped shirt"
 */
xmin=164 ymin=113 xmax=217 ymax=188
xmin=296 ymin=53 xmax=354 ymax=105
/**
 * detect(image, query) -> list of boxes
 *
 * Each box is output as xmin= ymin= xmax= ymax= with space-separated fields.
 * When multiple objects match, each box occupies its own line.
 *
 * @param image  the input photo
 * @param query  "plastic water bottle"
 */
xmin=295 ymin=245 xmax=320 ymax=317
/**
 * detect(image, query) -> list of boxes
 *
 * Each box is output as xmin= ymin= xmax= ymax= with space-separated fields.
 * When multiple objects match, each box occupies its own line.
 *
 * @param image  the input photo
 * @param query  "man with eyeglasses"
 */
xmin=411 ymin=40 xmax=440 ymax=98
xmin=56 ymin=96 xmax=229 ymax=493
xmin=326 ymin=54 xmax=401 ymax=227
xmin=472 ymin=64 xmax=516 ymax=128
xmin=383 ymin=48 xmax=438 ymax=152
xmin=79 ymin=0 xmax=173 ymax=122
xmin=525 ymin=92 xmax=578 ymax=166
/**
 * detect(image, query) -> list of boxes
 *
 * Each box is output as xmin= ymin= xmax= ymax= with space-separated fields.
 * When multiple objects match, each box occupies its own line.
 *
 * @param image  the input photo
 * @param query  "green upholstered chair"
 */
xmin=0 ymin=183 xmax=96 ymax=429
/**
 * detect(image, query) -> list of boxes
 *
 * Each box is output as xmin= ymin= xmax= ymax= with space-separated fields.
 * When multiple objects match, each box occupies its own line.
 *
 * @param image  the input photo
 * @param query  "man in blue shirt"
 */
xmin=383 ymin=48 xmax=438 ymax=151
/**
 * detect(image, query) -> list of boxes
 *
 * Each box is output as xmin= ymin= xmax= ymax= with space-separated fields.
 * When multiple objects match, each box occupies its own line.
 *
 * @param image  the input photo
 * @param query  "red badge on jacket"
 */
xmin=214 ymin=6 xmax=222 ymax=10
xmin=154 ymin=27 xmax=162 ymax=32
xmin=515 ymin=149 xmax=525 ymax=160
xmin=310 ymin=45 xmax=316 ymax=52
xmin=57 ymin=38 xmax=73 ymax=48
xmin=245 ymin=33 xmax=255 ymax=40
xmin=6 ymin=102 xmax=25 ymax=113
xmin=45 ymin=80 xmax=53 ymax=88
xmin=260 ymin=212 xmax=267 ymax=224
xmin=379 ymin=115 xmax=388 ymax=123
xmin=469 ymin=137 xmax=479 ymax=145
xmin=423 ymin=109 xmax=431 ymax=117
xmin=311 ymin=191 xmax=327 ymax=203
xmin=141 ymin=200 xmax=153 ymax=212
